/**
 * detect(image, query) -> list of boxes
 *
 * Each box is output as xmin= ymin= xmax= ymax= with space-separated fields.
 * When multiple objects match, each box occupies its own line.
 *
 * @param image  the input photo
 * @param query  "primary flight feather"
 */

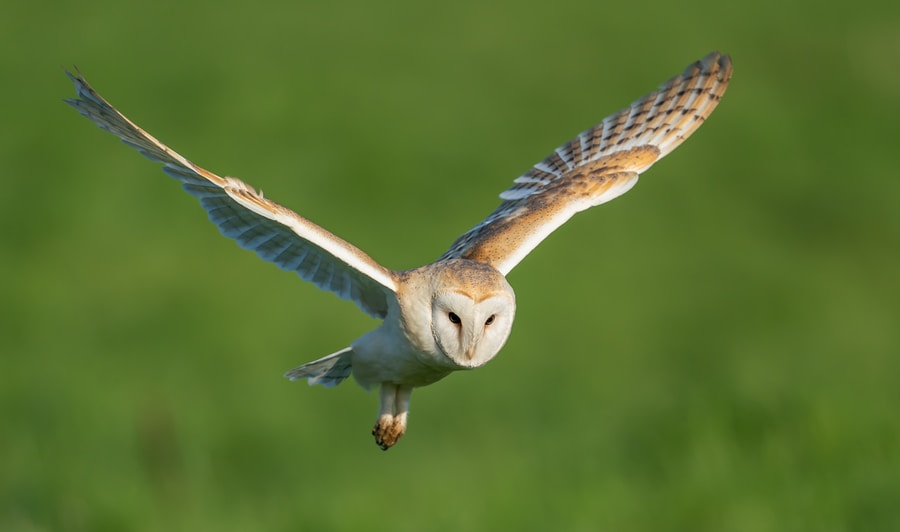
xmin=66 ymin=51 xmax=732 ymax=449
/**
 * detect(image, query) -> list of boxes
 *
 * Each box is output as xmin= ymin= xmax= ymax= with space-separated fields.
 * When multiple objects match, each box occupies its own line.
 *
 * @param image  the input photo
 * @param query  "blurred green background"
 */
xmin=2 ymin=0 xmax=899 ymax=530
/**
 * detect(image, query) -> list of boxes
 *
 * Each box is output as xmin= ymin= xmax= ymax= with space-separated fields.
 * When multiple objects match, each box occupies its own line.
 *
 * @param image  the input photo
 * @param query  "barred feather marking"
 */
xmin=65 ymin=69 xmax=398 ymax=318
xmin=441 ymin=52 xmax=732 ymax=275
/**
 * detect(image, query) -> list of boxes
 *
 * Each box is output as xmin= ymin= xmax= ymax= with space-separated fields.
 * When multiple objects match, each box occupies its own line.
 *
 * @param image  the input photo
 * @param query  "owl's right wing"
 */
xmin=66 ymin=70 xmax=397 ymax=319
xmin=441 ymin=52 xmax=732 ymax=275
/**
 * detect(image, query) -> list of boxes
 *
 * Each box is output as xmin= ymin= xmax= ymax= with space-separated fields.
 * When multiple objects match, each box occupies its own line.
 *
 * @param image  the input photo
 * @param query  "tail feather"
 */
xmin=284 ymin=347 xmax=353 ymax=388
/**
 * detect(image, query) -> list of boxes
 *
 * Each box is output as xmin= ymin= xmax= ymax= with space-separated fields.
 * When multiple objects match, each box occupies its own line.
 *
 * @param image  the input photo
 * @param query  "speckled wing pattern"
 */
xmin=66 ymin=71 xmax=397 ymax=318
xmin=441 ymin=52 xmax=733 ymax=275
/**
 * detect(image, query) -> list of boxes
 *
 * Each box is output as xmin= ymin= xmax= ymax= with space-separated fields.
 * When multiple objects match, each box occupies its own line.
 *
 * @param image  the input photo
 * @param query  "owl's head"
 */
xmin=426 ymin=260 xmax=516 ymax=369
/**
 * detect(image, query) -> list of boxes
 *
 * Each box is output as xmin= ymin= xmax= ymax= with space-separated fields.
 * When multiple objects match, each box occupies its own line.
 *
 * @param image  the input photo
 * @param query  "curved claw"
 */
xmin=372 ymin=384 xmax=412 ymax=450
xmin=372 ymin=415 xmax=406 ymax=450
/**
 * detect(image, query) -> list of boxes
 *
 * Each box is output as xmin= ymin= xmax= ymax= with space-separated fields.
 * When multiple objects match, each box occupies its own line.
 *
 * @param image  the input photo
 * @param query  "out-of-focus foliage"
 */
xmin=2 ymin=0 xmax=898 ymax=530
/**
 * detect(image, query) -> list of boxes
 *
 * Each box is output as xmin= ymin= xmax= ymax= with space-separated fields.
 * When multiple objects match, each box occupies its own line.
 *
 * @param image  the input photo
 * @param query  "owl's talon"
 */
xmin=372 ymin=415 xmax=406 ymax=450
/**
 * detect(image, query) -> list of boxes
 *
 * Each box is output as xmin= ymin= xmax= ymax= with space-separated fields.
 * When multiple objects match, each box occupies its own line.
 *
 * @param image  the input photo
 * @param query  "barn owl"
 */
xmin=66 ymin=51 xmax=732 ymax=450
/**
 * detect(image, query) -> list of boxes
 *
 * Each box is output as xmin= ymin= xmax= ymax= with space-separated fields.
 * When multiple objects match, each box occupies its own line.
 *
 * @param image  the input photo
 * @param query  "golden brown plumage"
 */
xmin=66 ymin=51 xmax=732 ymax=449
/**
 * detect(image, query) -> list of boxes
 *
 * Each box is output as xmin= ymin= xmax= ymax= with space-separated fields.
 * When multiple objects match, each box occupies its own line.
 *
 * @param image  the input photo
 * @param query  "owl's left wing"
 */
xmin=66 ymin=70 xmax=397 ymax=318
xmin=441 ymin=52 xmax=732 ymax=275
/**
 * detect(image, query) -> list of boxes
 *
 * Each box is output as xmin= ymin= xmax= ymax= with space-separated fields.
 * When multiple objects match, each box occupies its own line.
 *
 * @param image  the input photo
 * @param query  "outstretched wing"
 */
xmin=441 ymin=51 xmax=733 ymax=275
xmin=66 ymin=70 xmax=397 ymax=319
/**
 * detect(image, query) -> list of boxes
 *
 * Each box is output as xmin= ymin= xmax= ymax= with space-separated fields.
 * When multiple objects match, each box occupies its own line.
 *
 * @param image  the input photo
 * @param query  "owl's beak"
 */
xmin=461 ymin=318 xmax=478 ymax=361
xmin=464 ymin=346 xmax=476 ymax=360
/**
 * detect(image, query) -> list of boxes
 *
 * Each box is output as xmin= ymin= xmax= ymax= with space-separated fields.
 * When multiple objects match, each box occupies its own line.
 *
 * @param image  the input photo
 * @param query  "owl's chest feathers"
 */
xmin=349 ymin=295 xmax=454 ymax=389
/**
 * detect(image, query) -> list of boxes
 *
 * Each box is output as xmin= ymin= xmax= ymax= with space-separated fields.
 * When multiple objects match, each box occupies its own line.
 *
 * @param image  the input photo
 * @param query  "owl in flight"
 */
xmin=67 ymin=52 xmax=732 ymax=449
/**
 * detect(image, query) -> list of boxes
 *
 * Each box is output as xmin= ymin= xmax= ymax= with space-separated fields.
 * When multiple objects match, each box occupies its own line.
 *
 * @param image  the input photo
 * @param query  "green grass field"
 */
xmin=2 ymin=0 xmax=899 ymax=529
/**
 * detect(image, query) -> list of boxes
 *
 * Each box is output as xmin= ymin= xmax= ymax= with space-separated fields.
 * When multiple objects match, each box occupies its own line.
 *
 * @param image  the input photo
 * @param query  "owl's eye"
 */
xmin=448 ymin=312 xmax=461 ymax=325
xmin=485 ymin=315 xmax=495 ymax=326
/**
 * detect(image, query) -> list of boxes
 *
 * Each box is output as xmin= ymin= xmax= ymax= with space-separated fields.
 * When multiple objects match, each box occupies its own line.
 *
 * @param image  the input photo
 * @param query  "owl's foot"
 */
xmin=372 ymin=414 xmax=406 ymax=450
xmin=372 ymin=384 xmax=413 ymax=450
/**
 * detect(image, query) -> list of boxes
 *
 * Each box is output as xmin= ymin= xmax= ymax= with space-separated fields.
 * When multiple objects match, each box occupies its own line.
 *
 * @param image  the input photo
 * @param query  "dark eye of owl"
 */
xmin=485 ymin=315 xmax=495 ymax=326
xmin=448 ymin=312 xmax=461 ymax=324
